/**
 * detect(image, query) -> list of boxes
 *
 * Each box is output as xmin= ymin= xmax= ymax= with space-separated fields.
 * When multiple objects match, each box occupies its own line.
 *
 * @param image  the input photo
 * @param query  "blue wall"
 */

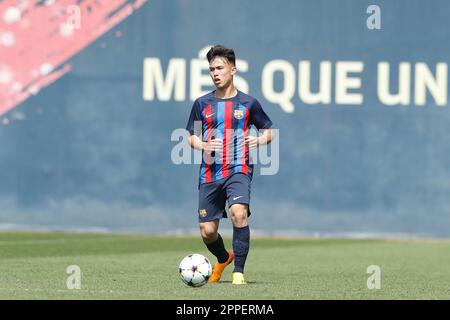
xmin=1 ymin=0 xmax=450 ymax=237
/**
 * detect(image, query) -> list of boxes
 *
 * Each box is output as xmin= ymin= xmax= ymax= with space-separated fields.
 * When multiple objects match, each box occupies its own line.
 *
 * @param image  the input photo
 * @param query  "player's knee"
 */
xmin=199 ymin=224 xmax=217 ymax=243
xmin=231 ymin=206 xmax=248 ymax=225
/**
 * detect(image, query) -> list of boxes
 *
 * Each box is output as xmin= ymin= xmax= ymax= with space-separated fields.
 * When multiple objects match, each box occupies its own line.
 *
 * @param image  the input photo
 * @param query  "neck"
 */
xmin=215 ymin=84 xmax=237 ymax=99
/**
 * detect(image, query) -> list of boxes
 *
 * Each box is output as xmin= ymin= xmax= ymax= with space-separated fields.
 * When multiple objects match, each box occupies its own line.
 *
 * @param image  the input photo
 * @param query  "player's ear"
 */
xmin=230 ymin=64 xmax=237 ymax=75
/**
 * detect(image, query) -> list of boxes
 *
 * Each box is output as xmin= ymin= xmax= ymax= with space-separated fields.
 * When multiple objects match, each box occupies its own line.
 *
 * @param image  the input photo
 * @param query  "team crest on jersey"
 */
xmin=199 ymin=209 xmax=208 ymax=218
xmin=234 ymin=109 xmax=244 ymax=119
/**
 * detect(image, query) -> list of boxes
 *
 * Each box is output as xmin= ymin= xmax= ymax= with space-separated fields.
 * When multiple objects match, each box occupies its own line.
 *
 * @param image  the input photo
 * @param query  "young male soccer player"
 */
xmin=186 ymin=45 xmax=273 ymax=285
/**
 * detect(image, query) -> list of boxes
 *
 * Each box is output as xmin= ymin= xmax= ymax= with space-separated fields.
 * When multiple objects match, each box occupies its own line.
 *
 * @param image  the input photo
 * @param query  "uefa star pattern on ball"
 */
xmin=179 ymin=254 xmax=212 ymax=287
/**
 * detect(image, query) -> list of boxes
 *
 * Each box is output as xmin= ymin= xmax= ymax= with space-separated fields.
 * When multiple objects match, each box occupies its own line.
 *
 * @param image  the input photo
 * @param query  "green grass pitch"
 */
xmin=0 ymin=232 xmax=449 ymax=299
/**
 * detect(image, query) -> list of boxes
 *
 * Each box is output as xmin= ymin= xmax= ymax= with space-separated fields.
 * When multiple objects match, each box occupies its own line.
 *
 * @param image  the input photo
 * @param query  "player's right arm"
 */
xmin=188 ymin=135 xmax=222 ymax=153
xmin=188 ymin=135 xmax=204 ymax=150
xmin=186 ymin=99 xmax=222 ymax=153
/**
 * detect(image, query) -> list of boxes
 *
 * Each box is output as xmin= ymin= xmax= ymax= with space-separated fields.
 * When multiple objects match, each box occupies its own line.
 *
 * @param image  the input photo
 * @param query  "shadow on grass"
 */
xmin=216 ymin=280 xmax=259 ymax=284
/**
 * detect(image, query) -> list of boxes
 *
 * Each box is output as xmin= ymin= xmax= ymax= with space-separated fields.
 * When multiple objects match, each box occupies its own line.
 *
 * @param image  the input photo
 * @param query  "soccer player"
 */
xmin=186 ymin=45 xmax=273 ymax=285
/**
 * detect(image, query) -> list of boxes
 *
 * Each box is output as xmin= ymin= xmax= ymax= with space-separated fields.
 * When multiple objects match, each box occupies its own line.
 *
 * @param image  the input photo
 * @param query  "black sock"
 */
xmin=232 ymin=225 xmax=250 ymax=273
xmin=205 ymin=233 xmax=229 ymax=263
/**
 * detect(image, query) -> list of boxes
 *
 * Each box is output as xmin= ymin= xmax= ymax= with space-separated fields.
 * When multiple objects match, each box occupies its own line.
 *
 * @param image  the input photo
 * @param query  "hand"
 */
xmin=244 ymin=136 xmax=259 ymax=150
xmin=202 ymin=138 xmax=222 ymax=153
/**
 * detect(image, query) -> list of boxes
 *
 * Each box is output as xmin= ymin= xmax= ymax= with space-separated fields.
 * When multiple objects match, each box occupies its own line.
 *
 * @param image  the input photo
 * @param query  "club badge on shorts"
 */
xmin=234 ymin=109 xmax=244 ymax=120
xmin=199 ymin=209 xmax=207 ymax=218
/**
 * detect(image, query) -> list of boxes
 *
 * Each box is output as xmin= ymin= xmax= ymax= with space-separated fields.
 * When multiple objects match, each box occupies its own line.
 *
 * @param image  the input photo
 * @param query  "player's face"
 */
xmin=209 ymin=57 xmax=236 ymax=89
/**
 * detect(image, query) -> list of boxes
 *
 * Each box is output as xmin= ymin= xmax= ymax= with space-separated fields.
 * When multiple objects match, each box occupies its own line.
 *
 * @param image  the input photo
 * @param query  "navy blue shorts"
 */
xmin=198 ymin=173 xmax=252 ymax=222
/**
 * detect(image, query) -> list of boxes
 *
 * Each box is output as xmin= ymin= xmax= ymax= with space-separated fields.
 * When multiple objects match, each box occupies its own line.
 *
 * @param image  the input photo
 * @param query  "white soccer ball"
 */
xmin=179 ymin=253 xmax=212 ymax=287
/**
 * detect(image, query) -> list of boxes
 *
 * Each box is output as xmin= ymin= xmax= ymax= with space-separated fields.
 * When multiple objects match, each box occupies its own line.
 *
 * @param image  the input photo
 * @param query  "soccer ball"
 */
xmin=179 ymin=254 xmax=212 ymax=287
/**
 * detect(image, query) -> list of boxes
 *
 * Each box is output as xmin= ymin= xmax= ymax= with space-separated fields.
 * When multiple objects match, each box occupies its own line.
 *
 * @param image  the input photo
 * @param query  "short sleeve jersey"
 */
xmin=186 ymin=90 xmax=272 ymax=185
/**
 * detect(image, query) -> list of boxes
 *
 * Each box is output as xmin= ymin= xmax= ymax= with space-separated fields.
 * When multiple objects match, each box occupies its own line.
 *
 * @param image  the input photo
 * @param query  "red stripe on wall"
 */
xmin=0 ymin=0 xmax=148 ymax=116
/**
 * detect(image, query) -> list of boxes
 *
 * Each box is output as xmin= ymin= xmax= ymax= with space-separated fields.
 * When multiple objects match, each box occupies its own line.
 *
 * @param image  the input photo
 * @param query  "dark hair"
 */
xmin=206 ymin=45 xmax=236 ymax=66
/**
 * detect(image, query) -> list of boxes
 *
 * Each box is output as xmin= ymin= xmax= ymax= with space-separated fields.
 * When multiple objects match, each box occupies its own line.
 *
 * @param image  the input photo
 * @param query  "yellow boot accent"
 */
xmin=232 ymin=272 xmax=247 ymax=285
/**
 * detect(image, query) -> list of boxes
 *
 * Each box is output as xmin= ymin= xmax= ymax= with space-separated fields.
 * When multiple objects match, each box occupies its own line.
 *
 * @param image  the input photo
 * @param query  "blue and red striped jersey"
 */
xmin=186 ymin=90 xmax=273 ymax=185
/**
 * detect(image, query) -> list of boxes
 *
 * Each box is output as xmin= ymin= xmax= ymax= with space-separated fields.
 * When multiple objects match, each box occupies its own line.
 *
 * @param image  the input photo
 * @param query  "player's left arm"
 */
xmin=245 ymin=128 xmax=273 ymax=149
xmin=245 ymin=99 xmax=274 ymax=149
